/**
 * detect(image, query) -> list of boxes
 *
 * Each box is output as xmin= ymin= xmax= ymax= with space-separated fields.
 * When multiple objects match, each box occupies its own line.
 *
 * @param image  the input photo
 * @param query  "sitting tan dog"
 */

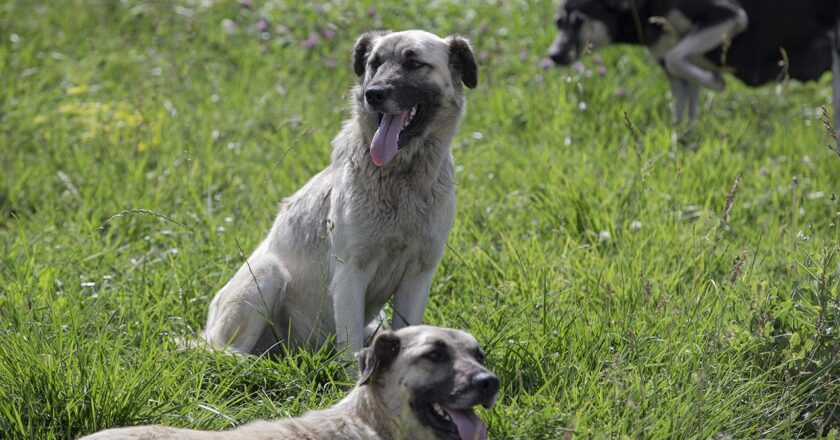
xmin=79 ymin=326 xmax=499 ymax=440
xmin=200 ymin=29 xmax=477 ymax=359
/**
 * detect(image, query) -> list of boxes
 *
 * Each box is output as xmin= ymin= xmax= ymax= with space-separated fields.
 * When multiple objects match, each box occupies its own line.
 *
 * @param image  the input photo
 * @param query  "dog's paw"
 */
xmin=173 ymin=335 xmax=203 ymax=351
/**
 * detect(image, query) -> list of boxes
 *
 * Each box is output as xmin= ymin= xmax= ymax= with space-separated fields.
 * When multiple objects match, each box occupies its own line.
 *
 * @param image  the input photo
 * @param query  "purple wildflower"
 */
xmin=597 ymin=65 xmax=607 ymax=76
xmin=614 ymin=87 xmax=626 ymax=97
xmin=367 ymin=6 xmax=377 ymax=16
xmin=325 ymin=58 xmax=338 ymax=69
xmin=592 ymin=54 xmax=603 ymax=64
xmin=256 ymin=19 xmax=269 ymax=32
xmin=539 ymin=58 xmax=553 ymax=70
xmin=322 ymin=27 xmax=336 ymax=39
xmin=238 ymin=0 xmax=252 ymax=9
xmin=314 ymin=4 xmax=325 ymax=14
xmin=302 ymin=31 xmax=320 ymax=49
xmin=519 ymin=49 xmax=529 ymax=61
xmin=572 ymin=61 xmax=585 ymax=73
xmin=478 ymin=51 xmax=490 ymax=62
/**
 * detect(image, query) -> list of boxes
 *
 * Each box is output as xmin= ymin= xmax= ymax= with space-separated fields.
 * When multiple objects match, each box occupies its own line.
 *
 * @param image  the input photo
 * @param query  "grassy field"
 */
xmin=2 ymin=0 xmax=839 ymax=438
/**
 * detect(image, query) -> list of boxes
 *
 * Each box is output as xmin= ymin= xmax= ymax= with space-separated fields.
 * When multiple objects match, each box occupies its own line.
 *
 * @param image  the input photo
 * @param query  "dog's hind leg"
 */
xmin=664 ymin=3 xmax=748 ymax=90
xmin=202 ymin=244 xmax=289 ymax=354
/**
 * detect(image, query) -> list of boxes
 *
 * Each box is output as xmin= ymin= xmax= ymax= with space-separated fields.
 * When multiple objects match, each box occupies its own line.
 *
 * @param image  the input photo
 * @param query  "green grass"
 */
xmin=2 ymin=0 xmax=839 ymax=438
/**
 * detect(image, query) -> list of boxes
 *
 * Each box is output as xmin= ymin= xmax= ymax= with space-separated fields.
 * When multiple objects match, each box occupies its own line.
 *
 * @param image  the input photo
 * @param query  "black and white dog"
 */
xmin=548 ymin=0 xmax=840 ymax=131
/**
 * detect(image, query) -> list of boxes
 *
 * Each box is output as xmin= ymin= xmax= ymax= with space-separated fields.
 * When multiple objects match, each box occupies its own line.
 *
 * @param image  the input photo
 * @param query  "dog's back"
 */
xmin=80 ymin=425 xmax=221 ymax=439
xmin=716 ymin=0 xmax=839 ymax=85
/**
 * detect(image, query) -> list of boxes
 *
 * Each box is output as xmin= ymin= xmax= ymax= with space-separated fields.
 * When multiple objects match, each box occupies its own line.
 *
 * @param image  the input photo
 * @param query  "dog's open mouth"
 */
xmin=369 ymin=104 xmax=426 ymax=167
xmin=424 ymin=402 xmax=487 ymax=440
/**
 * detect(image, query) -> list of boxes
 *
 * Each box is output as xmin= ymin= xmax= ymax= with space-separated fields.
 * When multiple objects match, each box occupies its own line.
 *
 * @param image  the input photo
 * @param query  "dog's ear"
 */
xmin=356 ymin=331 xmax=401 ymax=385
xmin=352 ymin=31 xmax=388 ymax=77
xmin=447 ymin=35 xmax=478 ymax=89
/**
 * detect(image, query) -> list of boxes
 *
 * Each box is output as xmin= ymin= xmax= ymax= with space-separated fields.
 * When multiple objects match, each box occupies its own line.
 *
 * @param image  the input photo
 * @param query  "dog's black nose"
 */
xmin=365 ymin=87 xmax=389 ymax=106
xmin=472 ymin=372 xmax=499 ymax=396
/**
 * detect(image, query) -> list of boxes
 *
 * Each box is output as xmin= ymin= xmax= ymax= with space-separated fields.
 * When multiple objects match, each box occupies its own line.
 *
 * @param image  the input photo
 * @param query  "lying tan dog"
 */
xmin=80 ymin=326 xmax=499 ymax=440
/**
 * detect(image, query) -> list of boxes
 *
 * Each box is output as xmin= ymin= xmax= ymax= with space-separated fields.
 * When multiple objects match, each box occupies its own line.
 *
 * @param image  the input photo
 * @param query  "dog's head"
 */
xmin=549 ymin=0 xmax=636 ymax=64
xmin=356 ymin=326 xmax=498 ymax=440
xmin=351 ymin=30 xmax=477 ymax=167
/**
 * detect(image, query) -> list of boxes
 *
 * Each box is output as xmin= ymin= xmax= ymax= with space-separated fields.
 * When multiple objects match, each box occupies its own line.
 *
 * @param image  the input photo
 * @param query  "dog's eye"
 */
xmin=475 ymin=351 xmax=485 ymax=364
xmin=406 ymin=60 xmax=425 ymax=70
xmin=423 ymin=349 xmax=447 ymax=363
xmin=370 ymin=57 xmax=382 ymax=70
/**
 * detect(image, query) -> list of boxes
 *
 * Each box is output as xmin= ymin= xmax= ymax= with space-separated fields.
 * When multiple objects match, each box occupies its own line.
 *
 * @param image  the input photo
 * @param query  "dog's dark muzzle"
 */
xmin=446 ymin=370 xmax=499 ymax=409
xmin=549 ymin=51 xmax=574 ymax=65
xmin=472 ymin=371 xmax=500 ymax=407
xmin=365 ymin=86 xmax=390 ymax=108
xmin=471 ymin=371 xmax=500 ymax=407
xmin=548 ymin=32 xmax=578 ymax=65
xmin=364 ymin=81 xmax=438 ymax=112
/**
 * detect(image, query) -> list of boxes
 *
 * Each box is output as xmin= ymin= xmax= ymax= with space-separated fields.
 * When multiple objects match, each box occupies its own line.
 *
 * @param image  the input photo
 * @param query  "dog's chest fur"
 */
xmin=330 ymin=147 xmax=455 ymax=300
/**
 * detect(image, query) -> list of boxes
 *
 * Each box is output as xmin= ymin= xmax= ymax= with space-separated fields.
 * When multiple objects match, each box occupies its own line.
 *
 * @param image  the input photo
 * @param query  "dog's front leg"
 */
xmin=667 ymin=74 xmax=701 ymax=124
xmin=685 ymin=82 xmax=700 ymax=122
xmin=331 ymin=264 xmax=373 ymax=357
xmin=364 ymin=309 xmax=388 ymax=344
xmin=667 ymin=74 xmax=688 ymax=123
xmin=392 ymin=270 xmax=435 ymax=329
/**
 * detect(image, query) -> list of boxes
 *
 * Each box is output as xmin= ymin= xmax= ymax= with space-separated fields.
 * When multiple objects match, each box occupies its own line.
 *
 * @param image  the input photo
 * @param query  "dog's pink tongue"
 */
xmin=370 ymin=112 xmax=409 ymax=166
xmin=443 ymin=407 xmax=487 ymax=440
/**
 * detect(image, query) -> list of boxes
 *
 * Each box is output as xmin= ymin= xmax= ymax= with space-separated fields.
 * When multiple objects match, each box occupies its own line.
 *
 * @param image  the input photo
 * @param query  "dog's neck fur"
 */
xmin=230 ymin=383 xmax=418 ymax=440
xmin=345 ymin=385 xmax=403 ymax=438
xmin=302 ymin=383 xmax=416 ymax=440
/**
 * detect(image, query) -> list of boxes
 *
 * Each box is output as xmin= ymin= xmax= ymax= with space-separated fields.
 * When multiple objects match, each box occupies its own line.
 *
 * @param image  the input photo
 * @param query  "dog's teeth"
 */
xmin=403 ymin=107 xmax=416 ymax=129
xmin=405 ymin=107 xmax=416 ymax=127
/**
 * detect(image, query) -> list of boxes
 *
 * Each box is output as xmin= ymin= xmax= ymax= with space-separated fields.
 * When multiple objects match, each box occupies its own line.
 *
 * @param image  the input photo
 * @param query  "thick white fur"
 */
xmin=200 ymin=30 xmax=472 ymax=357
